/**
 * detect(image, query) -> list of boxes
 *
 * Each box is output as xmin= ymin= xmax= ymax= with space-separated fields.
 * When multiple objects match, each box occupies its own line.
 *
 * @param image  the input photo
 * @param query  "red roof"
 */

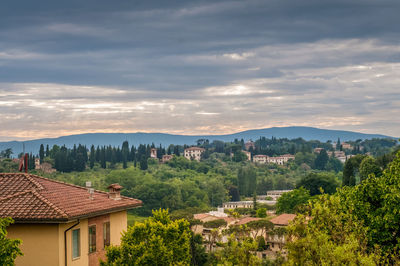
xmin=236 ymin=217 xmax=260 ymax=225
xmin=269 ymin=214 xmax=296 ymax=226
xmin=0 ymin=173 xmax=142 ymax=222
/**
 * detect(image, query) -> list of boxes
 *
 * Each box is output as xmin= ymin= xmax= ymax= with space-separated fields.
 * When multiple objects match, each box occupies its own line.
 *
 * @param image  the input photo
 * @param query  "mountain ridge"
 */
xmin=0 ymin=126 xmax=395 ymax=156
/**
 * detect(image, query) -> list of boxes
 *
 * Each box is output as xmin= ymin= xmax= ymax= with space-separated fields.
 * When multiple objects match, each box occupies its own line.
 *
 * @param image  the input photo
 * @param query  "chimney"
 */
xmin=107 ymin=183 xmax=123 ymax=200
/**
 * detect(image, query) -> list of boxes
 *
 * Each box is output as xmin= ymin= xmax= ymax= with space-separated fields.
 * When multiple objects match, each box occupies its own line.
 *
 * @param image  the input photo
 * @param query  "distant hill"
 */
xmin=0 ymin=126 xmax=395 ymax=156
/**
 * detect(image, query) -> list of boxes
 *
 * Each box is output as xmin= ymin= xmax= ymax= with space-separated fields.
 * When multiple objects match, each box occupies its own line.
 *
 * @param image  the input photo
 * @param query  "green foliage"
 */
xmin=276 ymin=187 xmax=311 ymax=214
xmin=0 ymin=159 xmax=19 ymax=172
xmin=102 ymin=209 xmax=192 ymax=266
xmin=286 ymin=151 xmax=400 ymax=264
xmin=296 ymin=172 xmax=340 ymax=196
xmin=314 ymin=149 xmax=329 ymax=170
xmin=238 ymin=166 xmax=257 ymax=196
xmin=0 ymin=218 xmax=23 ymax=266
xmin=203 ymin=219 xmax=227 ymax=229
xmin=213 ymin=235 xmax=262 ymax=266
xmin=256 ymin=236 xmax=266 ymax=251
xmin=359 ymin=156 xmax=382 ymax=181
xmin=256 ymin=208 xmax=267 ymax=218
xmin=342 ymin=154 xmax=367 ymax=186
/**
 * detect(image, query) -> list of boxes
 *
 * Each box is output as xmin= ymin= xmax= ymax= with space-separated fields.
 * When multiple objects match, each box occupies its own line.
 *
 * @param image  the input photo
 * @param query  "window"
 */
xmin=72 ymin=229 xmax=80 ymax=259
xmin=103 ymin=222 xmax=110 ymax=248
xmin=88 ymin=225 xmax=96 ymax=253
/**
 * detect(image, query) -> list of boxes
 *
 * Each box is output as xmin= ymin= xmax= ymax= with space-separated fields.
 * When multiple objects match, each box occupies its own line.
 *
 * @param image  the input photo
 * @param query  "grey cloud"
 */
xmin=1 ymin=0 xmax=400 ymax=139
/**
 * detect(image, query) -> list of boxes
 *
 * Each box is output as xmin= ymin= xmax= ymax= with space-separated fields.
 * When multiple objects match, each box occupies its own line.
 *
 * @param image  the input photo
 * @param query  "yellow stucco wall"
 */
xmin=7 ymin=223 xmax=60 ymax=266
xmin=110 ymin=210 xmax=127 ymax=245
xmin=58 ymin=219 xmax=89 ymax=266
xmin=7 ymin=211 xmax=128 ymax=266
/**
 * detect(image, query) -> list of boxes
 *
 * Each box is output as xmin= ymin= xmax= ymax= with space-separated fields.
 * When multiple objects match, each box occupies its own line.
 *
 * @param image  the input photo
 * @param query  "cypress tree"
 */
xmin=39 ymin=144 xmax=45 ymax=164
xmin=89 ymin=145 xmax=95 ymax=169
xmin=45 ymin=144 xmax=50 ymax=157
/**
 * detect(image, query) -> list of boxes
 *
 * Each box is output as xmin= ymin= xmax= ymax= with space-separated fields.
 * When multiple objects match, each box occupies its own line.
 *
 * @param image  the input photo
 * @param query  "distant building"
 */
xmin=267 ymin=214 xmax=297 ymax=254
xmin=245 ymin=141 xmax=256 ymax=151
xmin=341 ymin=142 xmax=352 ymax=150
xmin=150 ymin=148 xmax=157 ymax=158
xmin=253 ymin=154 xmax=268 ymax=164
xmin=162 ymin=154 xmax=173 ymax=163
xmin=253 ymin=154 xmax=294 ymax=165
xmin=243 ymin=150 xmax=251 ymax=161
xmin=266 ymin=190 xmax=292 ymax=201
xmin=34 ymin=158 xmax=40 ymax=169
xmin=184 ymin=147 xmax=205 ymax=161
xmin=313 ymin=148 xmax=324 ymax=154
xmin=222 ymin=200 xmax=276 ymax=209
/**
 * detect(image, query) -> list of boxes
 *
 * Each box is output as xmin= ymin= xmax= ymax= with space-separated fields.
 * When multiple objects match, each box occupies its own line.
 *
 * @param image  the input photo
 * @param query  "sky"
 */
xmin=1 ymin=0 xmax=400 ymax=141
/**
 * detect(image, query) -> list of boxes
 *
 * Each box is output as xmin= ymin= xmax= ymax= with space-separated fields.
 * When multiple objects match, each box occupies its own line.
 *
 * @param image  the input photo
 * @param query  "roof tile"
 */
xmin=0 ymin=173 xmax=142 ymax=222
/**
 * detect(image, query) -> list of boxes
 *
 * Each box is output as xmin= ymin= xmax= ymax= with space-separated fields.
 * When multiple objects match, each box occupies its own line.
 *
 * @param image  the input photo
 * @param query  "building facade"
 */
xmin=0 ymin=173 xmax=142 ymax=266
xmin=184 ymin=147 xmax=205 ymax=161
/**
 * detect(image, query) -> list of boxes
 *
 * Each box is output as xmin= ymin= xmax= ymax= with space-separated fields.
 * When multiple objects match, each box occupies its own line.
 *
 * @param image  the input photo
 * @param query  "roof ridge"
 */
xmin=24 ymin=173 xmax=44 ymax=190
xmin=28 ymin=174 xmax=110 ymax=195
xmin=28 ymin=174 xmax=138 ymax=201
xmin=0 ymin=189 xmax=32 ymax=201
xmin=31 ymin=190 xmax=69 ymax=219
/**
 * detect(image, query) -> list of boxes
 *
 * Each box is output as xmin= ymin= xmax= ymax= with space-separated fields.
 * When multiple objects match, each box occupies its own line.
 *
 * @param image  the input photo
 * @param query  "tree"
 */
xmin=343 ymin=154 xmax=367 ymax=186
xmin=296 ymin=172 xmax=340 ymax=196
xmin=256 ymin=208 xmax=267 ymax=218
xmin=286 ymin=151 xmax=400 ymax=264
xmin=342 ymin=159 xmax=355 ymax=186
xmin=213 ymin=234 xmax=262 ymax=265
xmin=140 ymin=155 xmax=148 ymax=170
xmin=122 ymin=141 xmax=129 ymax=169
xmin=247 ymin=219 xmax=273 ymax=239
xmin=0 ymin=148 xmax=13 ymax=159
xmin=203 ymin=219 xmax=227 ymax=229
xmin=359 ymin=156 xmax=382 ymax=182
xmin=314 ymin=149 xmax=329 ymax=170
xmin=89 ymin=145 xmax=95 ymax=169
xmin=0 ymin=218 xmax=22 ymax=265
xmin=276 ymin=188 xmax=311 ymax=214
xmin=102 ymin=209 xmax=191 ymax=265
xmin=39 ymin=144 xmax=45 ymax=163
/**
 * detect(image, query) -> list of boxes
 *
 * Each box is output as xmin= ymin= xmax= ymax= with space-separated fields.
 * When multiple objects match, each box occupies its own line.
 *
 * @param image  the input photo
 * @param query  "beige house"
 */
xmin=253 ymin=154 xmax=268 ymax=164
xmin=267 ymin=214 xmax=296 ymax=254
xmin=266 ymin=190 xmax=292 ymax=201
xmin=253 ymin=154 xmax=294 ymax=165
xmin=150 ymin=148 xmax=157 ymax=158
xmin=184 ymin=147 xmax=205 ymax=161
xmin=0 ymin=173 xmax=142 ymax=266
xmin=161 ymin=154 xmax=174 ymax=163
xmin=243 ymin=150 xmax=251 ymax=161
xmin=245 ymin=141 xmax=255 ymax=151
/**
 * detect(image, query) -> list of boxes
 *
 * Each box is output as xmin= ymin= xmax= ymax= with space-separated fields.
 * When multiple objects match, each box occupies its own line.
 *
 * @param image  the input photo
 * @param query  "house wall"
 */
xmin=7 ymin=211 xmax=128 ymax=266
xmin=88 ymin=214 xmax=110 ymax=266
xmin=7 ymin=223 xmax=60 ymax=266
xmin=110 ymin=210 xmax=127 ymax=246
xmin=58 ymin=219 xmax=89 ymax=266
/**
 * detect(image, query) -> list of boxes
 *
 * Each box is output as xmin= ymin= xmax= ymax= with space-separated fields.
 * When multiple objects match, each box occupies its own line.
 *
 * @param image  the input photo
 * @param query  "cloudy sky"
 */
xmin=1 ymin=0 xmax=399 ymax=141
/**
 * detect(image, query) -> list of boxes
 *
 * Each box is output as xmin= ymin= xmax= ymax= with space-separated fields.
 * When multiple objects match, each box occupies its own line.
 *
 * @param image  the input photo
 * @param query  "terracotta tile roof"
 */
xmin=269 ymin=214 xmax=296 ymax=226
xmin=194 ymin=213 xmax=211 ymax=220
xmin=236 ymin=217 xmax=260 ymax=225
xmin=0 ymin=173 xmax=142 ymax=222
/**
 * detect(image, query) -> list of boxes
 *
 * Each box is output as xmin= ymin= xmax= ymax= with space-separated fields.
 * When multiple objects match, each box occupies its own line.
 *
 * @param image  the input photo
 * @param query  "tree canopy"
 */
xmin=296 ymin=172 xmax=340 ymax=196
xmin=286 ymin=151 xmax=400 ymax=264
xmin=101 ymin=209 xmax=192 ymax=265
xmin=276 ymin=187 xmax=311 ymax=214
xmin=0 ymin=218 xmax=22 ymax=266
